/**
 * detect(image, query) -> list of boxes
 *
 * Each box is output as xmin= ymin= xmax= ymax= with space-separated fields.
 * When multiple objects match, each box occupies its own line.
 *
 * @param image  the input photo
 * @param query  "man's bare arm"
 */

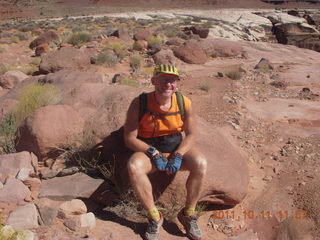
xmin=174 ymin=104 xmax=196 ymax=155
xmin=123 ymin=97 xmax=150 ymax=153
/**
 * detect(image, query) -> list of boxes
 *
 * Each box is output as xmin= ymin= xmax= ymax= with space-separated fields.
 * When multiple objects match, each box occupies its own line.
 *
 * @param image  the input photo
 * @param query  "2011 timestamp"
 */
xmin=209 ymin=210 xmax=308 ymax=221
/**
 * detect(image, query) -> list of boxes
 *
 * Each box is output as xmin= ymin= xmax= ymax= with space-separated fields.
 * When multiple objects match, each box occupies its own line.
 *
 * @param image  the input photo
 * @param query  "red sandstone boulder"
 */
xmin=0 ymin=70 xmax=28 ymax=89
xmin=133 ymin=26 xmax=157 ymax=41
xmin=172 ymin=41 xmax=207 ymax=64
xmin=29 ymin=30 xmax=60 ymax=50
xmin=39 ymin=47 xmax=91 ymax=74
xmin=198 ymin=39 xmax=245 ymax=57
xmin=153 ymin=48 xmax=176 ymax=65
xmin=35 ymin=43 xmax=50 ymax=56
xmin=16 ymin=105 xmax=85 ymax=160
xmin=165 ymin=37 xmax=185 ymax=46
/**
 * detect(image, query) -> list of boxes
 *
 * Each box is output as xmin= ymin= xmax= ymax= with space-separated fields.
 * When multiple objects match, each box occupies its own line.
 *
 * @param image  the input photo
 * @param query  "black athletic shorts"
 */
xmin=138 ymin=132 xmax=182 ymax=153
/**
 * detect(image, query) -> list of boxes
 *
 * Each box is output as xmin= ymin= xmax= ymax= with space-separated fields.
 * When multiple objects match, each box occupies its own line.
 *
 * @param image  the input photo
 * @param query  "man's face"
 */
xmin=152 ymin=73 xmax=179 ymax=97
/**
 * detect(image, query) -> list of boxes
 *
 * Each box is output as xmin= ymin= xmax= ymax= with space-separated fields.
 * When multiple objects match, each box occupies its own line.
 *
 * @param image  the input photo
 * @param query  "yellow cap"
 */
xmin=153 ymin=64 xmax=179 ymax=78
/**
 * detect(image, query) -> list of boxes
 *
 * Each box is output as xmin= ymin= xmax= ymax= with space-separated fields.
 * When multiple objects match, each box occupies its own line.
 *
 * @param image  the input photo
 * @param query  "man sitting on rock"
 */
xmin=123 ymin=64 xmax=207 ymax=240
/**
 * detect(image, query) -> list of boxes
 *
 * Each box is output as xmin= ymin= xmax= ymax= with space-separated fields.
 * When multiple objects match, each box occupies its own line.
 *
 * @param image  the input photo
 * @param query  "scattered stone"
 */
xmin=263 ymin=175 xmax=273 ymax=182
xmin=0 ymin=151 xmax=36 ymax=183
xmin=40 ymin=168 xmax=60 ymax=179
xmin=153 ymin=49 xmax=176 ymax=65
xmin=36 ymin=198 xmax=60 ymax=226
xmin=0 ymin=70 xmax=28 ymax=89
xmin=39 ymin=172 xmax=104 ymax=200
xmin=0 ymin=177 xmax=31 ymax=204
xmin=112 ymin=73 xmax=131 ymax=84
xmin=7 ymin=204 xmax=39 ymax=229
xmin=57 ymin=167 xmax=80 ymax=177
xmin=218 ymin=72 xmax=225 ymax=77
xmin=58 ymin=199 xmax=87 ymax=219
xmin=63 ymin=212 xmax=96 ymax=231
xmin=35 ymin=43 xmax=50 ymax=56
xmin=23 ymin=177 xmax=41 ymax=200
xmin=254 ymin=58 xmax=273 ymax=71
xmin=270 ymin=81 xmax=287 ymax=89
xmin=165 ymin=37 xmax=184 ymax=46
xmin=16 ymin=167 xmax=32 ymax=181
xmin=227 ymin=229 xmax=259 ymax=240
xmin=133 ymin=26 xmax=157 ymax=41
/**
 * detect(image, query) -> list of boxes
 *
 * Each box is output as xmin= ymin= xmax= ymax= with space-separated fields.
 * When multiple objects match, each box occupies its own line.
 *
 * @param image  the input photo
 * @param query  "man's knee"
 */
xmin=195 ymin=156 xmax=207 ymax=175
xmin=127 ymin=156 xmax=144 ymax=177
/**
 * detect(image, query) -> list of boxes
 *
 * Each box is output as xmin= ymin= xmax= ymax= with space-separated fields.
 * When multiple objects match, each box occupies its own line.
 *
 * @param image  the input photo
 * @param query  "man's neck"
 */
xmin=154 ymin=92 xmax=172 ymax=107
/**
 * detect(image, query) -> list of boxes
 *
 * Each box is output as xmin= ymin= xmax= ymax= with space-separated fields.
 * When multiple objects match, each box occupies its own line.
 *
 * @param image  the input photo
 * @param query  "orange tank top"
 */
xmin=138 ymin=92 xmax=191 ymax=138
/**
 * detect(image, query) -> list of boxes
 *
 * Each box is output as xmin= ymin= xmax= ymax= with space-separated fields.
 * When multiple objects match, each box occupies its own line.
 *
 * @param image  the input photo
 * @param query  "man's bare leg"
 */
xmin=127 ymin=152 xmax=156 ymax=210
xmin=183 ymin=148 xmax=208 ymax=209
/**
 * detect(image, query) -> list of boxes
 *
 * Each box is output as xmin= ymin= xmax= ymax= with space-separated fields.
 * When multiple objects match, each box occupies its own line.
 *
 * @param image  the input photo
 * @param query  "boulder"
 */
xmin=133 ymin=26 xmax=157 ymax=41
xmin=7 ymin=203 xmax=39 ymax=229
xmin=0 ymin=98 xmax=19 ymax=120
xmin=35 ymin=43 xmax=50 ymax=56
xmin=133 ymin=40 xmax=148 ymax=51
xmin=0 ymin=177 xmax=31 ymax=204
xmin=0 ymin=70 xmax=28 ymax=89
xmin=100 ymin=117 xmax=249 ymax=207
xmin=39 ymin=47 xmax=91 ymax=74
xmin=58 ymin=199 xmax=87 ymax=219
xmin=39 ymin=172 xmax=104 ymax=200
xmin=254 ymin=58 xmax=274 ymax=71
xmin=172 ymin=41 xmax=207 ymax=64
xmin=63 ymin=212 xmax=96 ymax=231
xmin=16 ymin=105 xmax=85 ymax=160
xmin=198 ymin=39 xmax=245 ymax=57
xmin=153 ymin=48 xmax=176 ymax=65
xmin=37 ymin=70 xmax=104 ymax=98
xmin=0 ymin=151 xmax=36 ymax=183
xmin=189 ymin=25 xmax=210 ymax=38
xmin=273 ymin=22 xmax=319 ymax=44
xmin=29 ymin=30 xmax=60 ymax=50
xmin=165 ymin=37 xmax=185 ymax=46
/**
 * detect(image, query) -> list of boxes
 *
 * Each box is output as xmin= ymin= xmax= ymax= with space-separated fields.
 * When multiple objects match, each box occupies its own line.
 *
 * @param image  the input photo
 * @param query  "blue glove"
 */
xmin=152 ymin=152 xmax=168 ymax=171
xmin=166 ymin=152 xmax=183 ymax=172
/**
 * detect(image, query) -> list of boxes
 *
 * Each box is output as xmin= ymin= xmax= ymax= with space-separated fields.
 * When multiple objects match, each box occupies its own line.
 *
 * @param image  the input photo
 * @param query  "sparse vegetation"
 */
xmin=111 ymin=42 xmax=127 ymax=60
xmin=96 ymin=51 xmax=119 ymax=67
xmin=199 ymin=81 xmax=212 ymax=92
xmin=0 ymin=84 xmax=61 ymax=154
xmin=225 ymin=66 xmax=243 ymax=80
xmin=129 ymin=54 xmax=142 ymax=71
xmin=147 ymin=36 xmax=163 ymax=49
xmin=120 ymin=77 xmax=139 ymax=87
xmin=67 ymin=31 xmax=92 ymax=46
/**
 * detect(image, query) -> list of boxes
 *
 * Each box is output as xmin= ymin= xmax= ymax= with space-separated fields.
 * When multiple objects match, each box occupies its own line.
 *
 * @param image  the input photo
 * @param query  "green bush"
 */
xmin=129 ymin=54 xmax=143 ymax=71
xmin=96 ymin=51 xmax=119 ymax=67
xmin=160 ymin=25 xmax=180 ymax=38
xmin=147 ymin=36 xmax=163 ymax=49
xmin=199 ymin=81 xmax=212 ymax=92
xmin=0 ymin=83 xmax=61 ymax=154
xmin=132 ymin=41 xmax=144 ymax=51
xmin=120 ymin=77 xmax=139 ymax=87
xmin=67 ymin=31 xmax=92 ymax=46
xmin=112 ymin=42 xmax=127 ymax=60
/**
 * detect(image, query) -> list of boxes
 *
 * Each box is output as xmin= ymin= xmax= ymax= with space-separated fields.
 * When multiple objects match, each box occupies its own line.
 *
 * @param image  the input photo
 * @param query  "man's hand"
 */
xmin=152 ymin=152 xmax=168 ymax=171
xmin=166 ymin=152 xmax=183 ymax=172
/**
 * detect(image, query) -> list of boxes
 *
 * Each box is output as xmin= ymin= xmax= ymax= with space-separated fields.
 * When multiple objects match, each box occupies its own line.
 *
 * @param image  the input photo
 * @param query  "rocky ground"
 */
xmin=0 ymin=7 xmax=319 ymax=240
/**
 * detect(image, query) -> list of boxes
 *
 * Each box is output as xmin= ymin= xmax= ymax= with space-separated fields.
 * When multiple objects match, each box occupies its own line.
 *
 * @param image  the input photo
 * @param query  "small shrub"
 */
xmin=15 ymin=83 xmax=61 ymax=124
xmin=29 ymin=57 xmax=41 ymax=66
xmin=129 ymin=54 xmax=142 ymax=71
xmin=199 ymin=81 xmax=212 ymax=92
xmin=14 ymin=32 xmax=31 ymax=41
xmin=112 ymin=42 xmax=127 ymax=60
xmin=67 ymin=31 xmax=92 ymax=46
xmin=147 ymin=36 xmax=163 ymax=49
xmin=160 ymin=24 xmax=180 ymax=38
xmin=96 ymin=51 xmax=119 ymax=67
xmin=258 ymin=65 xmax=272 ymax=73
xmin=225 ymin=68 xmax=243 ymax=80
xmin=120 ymin=77 xmax=139 ymax=87
xmin=0 ymin=112 xmax=17 ymax=154
xmin=10 ymin=36 xmax=20 ymax=43
xmin=132 ymin=41 xmax=144 ymax=51
xmin=142 ymin=66 xmax=154 ymax=75
xmin=202 ymin=20 xmax=214 ymax=28
xmin=15 ymin=64 xmax=38 ymax=75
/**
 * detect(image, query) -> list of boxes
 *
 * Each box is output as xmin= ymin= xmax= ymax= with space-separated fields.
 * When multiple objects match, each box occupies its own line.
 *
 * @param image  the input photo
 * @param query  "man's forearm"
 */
xmin=175 ymin=134 xmax=195 ymax=155
xmin=124 ymin=136 xmax=150 ymax=153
